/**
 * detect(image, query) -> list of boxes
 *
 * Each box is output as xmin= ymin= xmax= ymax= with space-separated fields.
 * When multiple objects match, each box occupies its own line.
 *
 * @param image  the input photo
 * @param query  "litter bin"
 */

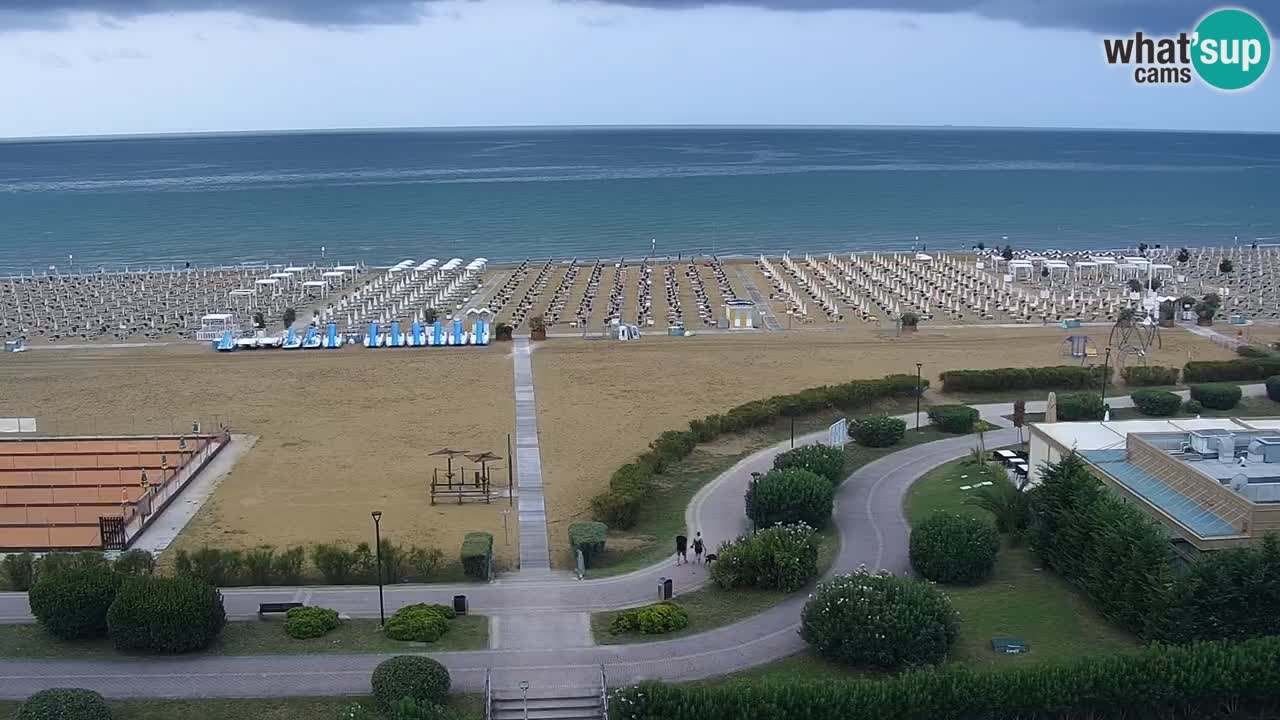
xmin=453 ymin=594 xmax=468 ymax=616
xmin=658 ymin=577 xmax=673 ymax=601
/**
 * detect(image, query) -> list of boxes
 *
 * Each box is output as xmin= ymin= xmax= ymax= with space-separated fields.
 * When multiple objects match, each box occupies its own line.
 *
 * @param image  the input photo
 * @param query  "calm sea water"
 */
xmin=0 ymin=127 xmax=1277 ymax=273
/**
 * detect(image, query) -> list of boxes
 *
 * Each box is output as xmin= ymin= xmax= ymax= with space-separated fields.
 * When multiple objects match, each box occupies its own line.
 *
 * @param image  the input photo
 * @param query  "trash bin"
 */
xmin=658 ymin=578 xmax=673 ymax=601
xmin=453 ymin=594 xmax=468 ymax=616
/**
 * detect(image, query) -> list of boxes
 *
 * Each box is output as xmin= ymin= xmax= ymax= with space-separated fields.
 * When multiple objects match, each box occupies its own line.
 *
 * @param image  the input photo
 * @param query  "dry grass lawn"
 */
xmin=0 ymin=346 xmax=517 ymax=567
xmin=532 ymin=325 xmax=1232 ymax=564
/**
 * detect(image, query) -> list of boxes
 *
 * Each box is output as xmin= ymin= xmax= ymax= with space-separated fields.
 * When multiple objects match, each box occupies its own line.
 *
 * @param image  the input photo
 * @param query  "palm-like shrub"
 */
xmin=964 ymin=477 xmax=1029 ymax=541
xmin=848 ymin=416 xmax=906 ymax=448
xmin=371 ymin=655 xmax=451 ymax=710
xmin=745 ymin=468 xmax=834 ymax=529
xmin=106 ymin=576 xmax=226 ymax=653
xmin=800 ymin=570 xmax=958 ymax=669
xmin=709 ymin=523 xmax=819 ymax=592
xmin=909 ymin=512 xmax=1000 ymax=585
xmin=772 ymin=444 xmax=846 ymax=484
xmin=18 ymin=688 xmax=112 ymax=720
xmin=28 ymin=566 xmax=122 ymax=640
xmin=285 ymin=606 xmax=340 ymax=639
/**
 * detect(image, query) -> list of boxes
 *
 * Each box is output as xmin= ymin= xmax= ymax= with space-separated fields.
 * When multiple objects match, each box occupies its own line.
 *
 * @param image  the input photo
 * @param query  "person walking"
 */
xmin=675 ymin=534 xmax=688 ymax=565
xmin=692 ymin=532 xmax=705 ymax=564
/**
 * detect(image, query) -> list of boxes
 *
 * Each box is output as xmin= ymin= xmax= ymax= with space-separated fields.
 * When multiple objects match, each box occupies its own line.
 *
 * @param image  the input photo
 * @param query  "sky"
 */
xmin=0 ymin=0 xmax=1276 ymax=137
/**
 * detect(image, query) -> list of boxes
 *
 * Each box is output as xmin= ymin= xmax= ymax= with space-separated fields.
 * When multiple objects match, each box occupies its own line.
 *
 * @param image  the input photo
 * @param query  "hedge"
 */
xmin=1121 ymin=365 xmax=1180 ymax=386
xmin=1130 ymin=388 xmax=1181 ymax=417
xmin=590 ymin=374 xmax=928 ymax=530
xmin=800 ymin=570 xmax=958 ymax=670
xmin=384 ymin=603 xmax=455 ymax=643
xmin=169 ymin=542 xmax=439 ymax=586
xmin=460 ymin=533 xmax=493 ymax=581
xmin=745 ymin=468 xmax=834 ymax=529
xmin=569 ymin=522 xmax=608 ymax=568
xmin=1269 ymin=375 xmax=1280 ymax=402
xmin=1190 ymin=383 xmax=1242 ymax=410
xmin=939 ymin=365 xmax=1109 ymax=393
xmin=927 ymin=405 xmax=979 ymax=433
xmin=1030 ymin=453 xmax=1280 ymax=643
xmin=18 ymin=688 xmax=112 ymax=720
xmin=28 ymin=566 xmax=122 ymax=640
xmin=285 ymin=606 xmax=340 ymax=640
xmin=908 ymin=512 xmax=1000 ymax=585
xmin=709 ymin=523 xmax=819 ymax=592
xmin=106 ymin=575 xmax=226 ymax=653
xmin=608 ymin=602 xmax=690 ymax=635
xmin=2 ymin=552 xmax=34 ymax=591
xmin=772 ymin=444 xmax=846 ymax=484
xmin=609 ymin=637 xmax=1280 ymax=720
xmin=1184 ymin=357 xmax=1280 ymax=382
xmin=848 ymin=416 xmax=906 ymax=448
xmin=1057 ymin=392 xmax=1105 ymax=421
xmin=371 ymin=655 xmax=451 ymax=710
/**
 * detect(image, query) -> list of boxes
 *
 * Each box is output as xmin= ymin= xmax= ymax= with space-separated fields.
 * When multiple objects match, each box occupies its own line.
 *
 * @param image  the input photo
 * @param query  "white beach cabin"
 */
xmin=196 ymin=313 xmax=238 ymax=342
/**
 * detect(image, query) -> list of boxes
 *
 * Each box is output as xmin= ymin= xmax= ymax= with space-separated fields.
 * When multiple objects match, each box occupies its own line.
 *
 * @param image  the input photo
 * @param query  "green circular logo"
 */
xmin=1193 ymin=8 xmax=1271 ymax=90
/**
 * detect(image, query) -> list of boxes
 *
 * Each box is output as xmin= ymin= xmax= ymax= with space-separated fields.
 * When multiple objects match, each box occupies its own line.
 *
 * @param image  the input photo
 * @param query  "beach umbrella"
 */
xmin=466 ymin=452 xmax=502 ymax=484
xmin=1045 ymin=392 xmax=1058 ymax=423
xmin=430 ymin=448 xmax=469 ymax=478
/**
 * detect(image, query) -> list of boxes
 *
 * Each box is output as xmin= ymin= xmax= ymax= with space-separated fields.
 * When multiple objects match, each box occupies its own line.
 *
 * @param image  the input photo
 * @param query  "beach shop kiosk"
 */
xmin=724 ymin=299 xmax=759 ymax=329
xmin=196 ymin=314 xmax=239 ymax=342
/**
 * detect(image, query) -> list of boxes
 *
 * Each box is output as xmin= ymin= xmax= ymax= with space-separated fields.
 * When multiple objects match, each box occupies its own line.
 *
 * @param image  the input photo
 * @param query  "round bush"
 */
xmin=1190 ymin=383 xmax=1242 ymax=410
xmin=908 ymin=512 xmax=1000 ymax=585
xmin=18 ymin=688 xmax=112 ymax=720
xmin=1268 ymin=376 xmax=1280 ymax=402
xmin=1130 ymin=389 xmax=1181 ymax=417
xmin=927 ymin=405 xmax=979 ymax=433
xmin=371 ymin=655 xmax=451 ymax=709
xmin=106 ymin=576 xmax=226 ymax=654
xmin=28 ymin=566 xmax=122 ymax=640
xmin=745 ymin=468 xmax=834 ymax=529
xmin=609 ymin=602 xmax=689 ymax=635
xmin=1184 ymin=399 xmax=1205 ymax=414
xmin=1057 ymin=392 xmax=1105 ymax=421
xmin=285 ymin=606 xmax=340 ymax=640
xmin=847 ymin=416 xmax=906 ymax=448
xmin=384 ymin=604 xmax=453 ymax=643
xmin=772 ymin=444 xmax=846 ymax=484
xmin=800 ymin=570 xmax=959 ymax=670
xmin=709 ymin=523 xmax=819 ymax=592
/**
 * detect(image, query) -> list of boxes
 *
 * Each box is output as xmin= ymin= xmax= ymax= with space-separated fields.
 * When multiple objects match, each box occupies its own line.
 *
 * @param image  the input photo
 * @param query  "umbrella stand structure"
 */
xmin=429 ymin=448 xmax=469 ymax=483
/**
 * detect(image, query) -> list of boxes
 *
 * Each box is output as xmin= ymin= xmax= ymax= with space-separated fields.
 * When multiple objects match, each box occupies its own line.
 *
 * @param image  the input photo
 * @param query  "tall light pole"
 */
xmin=371 ymin=511 xmax=385 ymax=627
xmin=1100 ymin=347 xmax=1112 ymax=416
xmin=915 ymin=363 xmax=923 ymax=431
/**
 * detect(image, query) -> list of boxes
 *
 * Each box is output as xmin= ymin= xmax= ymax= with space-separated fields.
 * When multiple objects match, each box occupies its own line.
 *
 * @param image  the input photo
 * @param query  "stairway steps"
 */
xmin=490 ymin=690 xmax=603 ymax=720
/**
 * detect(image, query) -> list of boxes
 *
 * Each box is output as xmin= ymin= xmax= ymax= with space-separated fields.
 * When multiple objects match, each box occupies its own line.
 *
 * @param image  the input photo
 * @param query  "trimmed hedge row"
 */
xmin=460 ymin=533 xmax=493 ymax=581
xmin=591 ymin=374 xmax=927 ymax=530
xmin=569 ymin=522 xmax=608 ymax=568
xmin=4 ymin=550 xmax=152 ymax=593
xmin=609 ymin=601 xmax=690 ymax=635
xmin=609 ymin=637 xmax=1280 ymax=720
xmin=1121 ymin=365 xmax=1180 ymax=386
xmin=1184 ymin=357 xmax=1280 ymax=382
xmin=18 ymin=689 xmax=112 ymax=720
xmin=940 ymin=365 xmax=1109 ymax=393
xmin=1030 ymin=453 xmax=1280 ymax=643
xmin=173 ymin=542 xmax=446 ymax=587
xmin=848 ymin=416 xmax=905 ymax=447
xmin=927 ymin=405 xmax=978 ymax=433
xmin=1190 ymin=382 xmax=1242 ymax=410
xmin=1130 ymin=388 xmax=1181 ymax=417
xmin=1057 ymin=392 xmax=1105 ymax=421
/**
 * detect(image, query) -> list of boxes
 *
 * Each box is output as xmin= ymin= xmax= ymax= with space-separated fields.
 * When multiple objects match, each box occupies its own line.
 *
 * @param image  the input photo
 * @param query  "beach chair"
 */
xmin=302 ymin=326 xmax=321 ymax=349
xmin=282 ymin=327 xmax=302 ymax=350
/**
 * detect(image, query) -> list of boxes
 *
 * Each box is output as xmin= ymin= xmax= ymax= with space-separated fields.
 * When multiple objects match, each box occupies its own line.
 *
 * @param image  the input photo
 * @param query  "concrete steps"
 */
xmin=490 ymin=687 xmax=604 ymax=720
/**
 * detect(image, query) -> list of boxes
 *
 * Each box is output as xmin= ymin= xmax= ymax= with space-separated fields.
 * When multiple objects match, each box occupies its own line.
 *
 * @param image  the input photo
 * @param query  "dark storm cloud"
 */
xmin=0 ymin=0 xmax=1246 ymax=32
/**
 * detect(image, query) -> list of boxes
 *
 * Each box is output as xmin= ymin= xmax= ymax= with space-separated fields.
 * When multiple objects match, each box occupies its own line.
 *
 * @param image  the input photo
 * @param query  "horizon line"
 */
xmin=2 ymin=122 xmax=1278 ymax=143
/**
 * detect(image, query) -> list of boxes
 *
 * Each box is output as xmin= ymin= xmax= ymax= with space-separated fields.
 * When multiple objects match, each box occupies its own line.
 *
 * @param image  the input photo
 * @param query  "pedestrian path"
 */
xmin=512 ymin=337 xmax=551 ymax=573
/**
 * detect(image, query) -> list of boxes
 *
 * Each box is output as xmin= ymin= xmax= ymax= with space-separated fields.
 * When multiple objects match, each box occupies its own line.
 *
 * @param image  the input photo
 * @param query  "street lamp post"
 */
xmin=915 ymin=363 xmax=923 ymax=431
xmin=371 ymin=511 xmax=385 ymax=627
xmin=750 ymin=472 xmax=762 ymax=534
xmin=1100 ymin=347 xmax=1112 ymax=415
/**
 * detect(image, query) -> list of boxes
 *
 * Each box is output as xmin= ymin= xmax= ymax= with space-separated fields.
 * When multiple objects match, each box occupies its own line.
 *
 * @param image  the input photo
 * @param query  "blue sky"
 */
xmin=0 ymin=0 xmax=1275 ymax=137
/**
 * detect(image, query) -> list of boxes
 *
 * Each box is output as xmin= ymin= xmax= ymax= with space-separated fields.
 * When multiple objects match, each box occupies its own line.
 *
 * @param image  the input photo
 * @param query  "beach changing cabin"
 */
xmin=724 ymin=299 xmax=759 ymax=329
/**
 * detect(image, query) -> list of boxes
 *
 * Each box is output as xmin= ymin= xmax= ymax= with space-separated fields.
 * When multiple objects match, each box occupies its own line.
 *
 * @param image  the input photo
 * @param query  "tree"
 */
xmin=1149 ymin=277 xmax=1162 ymax=292
xmin=1126 ymin=278 xmax=1142 ymax=292
xmin=282 ymin=307 xmax=296 ymax=328
xmin=1220 ymin=258 xmax=1234 ymax=274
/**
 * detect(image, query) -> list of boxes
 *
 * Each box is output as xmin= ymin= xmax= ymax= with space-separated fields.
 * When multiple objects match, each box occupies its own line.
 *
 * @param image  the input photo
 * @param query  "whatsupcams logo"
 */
xmin=1103 ymin=7 xmax=1271 ymax=89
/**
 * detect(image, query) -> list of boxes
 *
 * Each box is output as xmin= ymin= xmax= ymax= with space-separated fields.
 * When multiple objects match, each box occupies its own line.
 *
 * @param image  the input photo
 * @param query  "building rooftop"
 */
xmin=1081 ymin=449 xmax=1240 ymax=538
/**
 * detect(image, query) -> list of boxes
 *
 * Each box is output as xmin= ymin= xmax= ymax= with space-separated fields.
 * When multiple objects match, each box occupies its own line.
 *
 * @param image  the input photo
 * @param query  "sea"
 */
xmin=0 ymin=126 xmax=1278 ymax=274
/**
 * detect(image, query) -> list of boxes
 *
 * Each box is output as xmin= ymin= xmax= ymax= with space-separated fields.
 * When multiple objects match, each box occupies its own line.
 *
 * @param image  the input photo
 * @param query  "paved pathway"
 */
xmin=512 ymin=337 xmax=551 ymax=574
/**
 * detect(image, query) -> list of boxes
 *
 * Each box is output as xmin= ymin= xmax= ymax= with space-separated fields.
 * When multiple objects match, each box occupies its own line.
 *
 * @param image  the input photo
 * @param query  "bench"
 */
xmin=257 ymin=602 xmax=303 ymax=618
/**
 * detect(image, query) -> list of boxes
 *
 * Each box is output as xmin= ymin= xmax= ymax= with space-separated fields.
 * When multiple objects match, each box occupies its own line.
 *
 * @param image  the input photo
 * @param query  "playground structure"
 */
xmin=0 ymin=432 xmax=230 ymax=551
xmin=1109 ymin=315 xmax=1162 ymax=368
xmin=429 ymin=448 xmax=505 ymax=505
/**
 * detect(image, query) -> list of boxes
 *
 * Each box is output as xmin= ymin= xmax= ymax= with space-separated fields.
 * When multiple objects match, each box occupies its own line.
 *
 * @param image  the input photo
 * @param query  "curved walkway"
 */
xmin=0 ymin=383 xmax=1266 ymax=699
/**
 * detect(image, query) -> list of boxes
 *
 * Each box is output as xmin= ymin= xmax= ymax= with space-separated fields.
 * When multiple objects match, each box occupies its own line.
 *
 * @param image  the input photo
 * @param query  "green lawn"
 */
xmin=0 ymin=695 xmax=484 ymax=720
xmin=592 ymin=527 xmax=838 ymax=645
xmin=0 ymin=615 xmax=488 ymax=659
xmin=585 ymin=398 xmax=923 ymax=578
